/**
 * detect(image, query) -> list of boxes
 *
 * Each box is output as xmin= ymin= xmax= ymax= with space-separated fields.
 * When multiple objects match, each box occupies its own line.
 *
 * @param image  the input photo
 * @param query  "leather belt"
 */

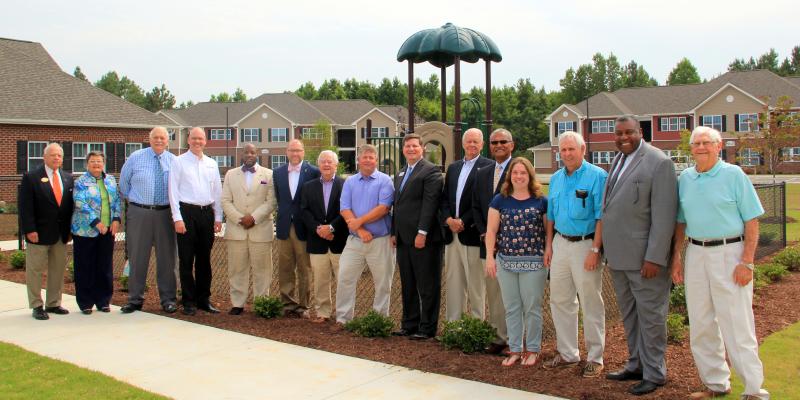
xmin=179 ymin=202 xmax=213 ymax=211
xmin=556 ymin=231 xmax=595 ymax=242
xmin=689 ymin=236 xmax=743 ymax=247
xmin=130 ymin=202 xmax=170 ymax=211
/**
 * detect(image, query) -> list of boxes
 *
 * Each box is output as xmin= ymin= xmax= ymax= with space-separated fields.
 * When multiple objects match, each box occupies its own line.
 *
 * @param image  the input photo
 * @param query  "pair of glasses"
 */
xmin=690 ymin=141 xmax=718 ymax=147
xmin=490 ymin=140 xmax=511 ymax=145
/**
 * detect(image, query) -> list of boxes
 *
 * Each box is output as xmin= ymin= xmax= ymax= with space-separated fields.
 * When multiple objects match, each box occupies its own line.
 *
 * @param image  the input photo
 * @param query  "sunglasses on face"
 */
xmin=490 ymin=140 xmax=511 ymax=145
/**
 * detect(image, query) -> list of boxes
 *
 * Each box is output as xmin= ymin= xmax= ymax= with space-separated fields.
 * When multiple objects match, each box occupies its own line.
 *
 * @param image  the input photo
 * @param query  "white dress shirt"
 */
xmin=288 ymin=162 xmax=302 ymax=199
xmin=168 ymin=151 xmax=223 ymax=222
xmin=455 ymin=156 xmax=479 ymax=215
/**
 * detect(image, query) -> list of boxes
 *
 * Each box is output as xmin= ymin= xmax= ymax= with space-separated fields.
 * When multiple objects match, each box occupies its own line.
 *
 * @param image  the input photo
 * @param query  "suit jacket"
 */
xmin=273 ymin=161 xmax=320 ymax=241
xmin=19 ymin=165 xmax=75 ymax=245
xmin=392 ymin=159 xmax=443 ymax=246
xmin=471 ymin=161 xmax=510 ymax=259
xmin=300 ymin=176 xmax=348 ymax=254
xmin=221 ymin=165 xmax=277 ymax=242
xmin=601 ymin=142 xmax=678 ymax=270
xmin=439 ymin=156 xmax=493 ymax=246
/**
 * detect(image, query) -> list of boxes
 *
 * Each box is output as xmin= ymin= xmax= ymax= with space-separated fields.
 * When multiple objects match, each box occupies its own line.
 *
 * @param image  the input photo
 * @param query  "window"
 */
xmin=125 ymin=143 xmax=142 ymax=160
xmin=783 ymin=147 xmax=800 ymax=162
xmin=591 ymin=120 xmax=615 ymax=133
xmin=270 ymin=128 xmax=288 ymax=142
xmin=241 ymin=128 xmax=261 ymax=142
xmin=660 ymin=117 xmax=687 ymax=132
xmin=591 ymin=151 xmax=616 ymax=165
xmin=702 ymin=115 xmax=723 ymax=131
xmin=740 ymin=148 xmax=760 ymax=167
xmin=271 ymin=155 xmax=287 ymax=168
xmin=302 ymin=127 xmax=323 ymax=140
xmin=211 ymin=155 xmax=234 ymax=167
xmin=72 ymin=142 xmax=105 ymax=172
xmin=663 ymin=150 xmax=691 ymax=164
xmin=556 ymin=121 xmax=574 ymax=135
xmin=27 ymin=141 xmax=48 ymax=171
xmin=554 ymin=152 xmax=564 ymax=168
xmin=167 ymin=128 xmax=177 ymax=141
xmin=738 ymin=113 xmax=759 ymax=132
xmin=371 ymin=127 xmax=388 ymax=138
xmin=209 ymin=129 xmax=231 ymax=140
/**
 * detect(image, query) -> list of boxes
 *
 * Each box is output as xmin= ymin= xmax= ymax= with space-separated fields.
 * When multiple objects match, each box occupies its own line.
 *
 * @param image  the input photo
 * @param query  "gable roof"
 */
xmin=376 ymin=105 xmax=424 ymax=125
xmin=309 ymin=99 xmax=374 ymax=125
xmin=167 ymin=92 xmax=330 ymax=127
xmin=0 ymin=38 xmax=174 ymax=128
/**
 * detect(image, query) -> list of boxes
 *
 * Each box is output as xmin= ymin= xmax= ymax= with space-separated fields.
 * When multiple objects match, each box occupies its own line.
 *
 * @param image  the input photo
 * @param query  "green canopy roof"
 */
xmin=397 ymin=23 xmax=502 ymax=67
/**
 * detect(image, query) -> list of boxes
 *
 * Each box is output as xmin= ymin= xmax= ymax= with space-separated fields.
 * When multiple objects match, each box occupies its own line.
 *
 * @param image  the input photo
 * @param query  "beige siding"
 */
xmin=237 ymin=105 xmax=294 ymax=149
xmin=532 ymin=148 xmax=552 ymax=169
xmin=695 ymin=86 xmax=764 ymax=132
xmin=355 ymin=110 xmax=398 ymax=147
xmin=550 ymin=107 xmax=581 ymax=142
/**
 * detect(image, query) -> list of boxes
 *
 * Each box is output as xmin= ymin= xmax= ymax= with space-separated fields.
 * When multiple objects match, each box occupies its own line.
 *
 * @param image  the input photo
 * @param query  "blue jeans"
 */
xmin=496 ymin=262 xmax=548 ymax=353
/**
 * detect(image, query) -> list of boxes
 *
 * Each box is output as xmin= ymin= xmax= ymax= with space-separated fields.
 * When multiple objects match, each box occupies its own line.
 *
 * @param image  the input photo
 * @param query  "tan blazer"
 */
xmin=222 ymin=165 xmax=277 ymax=242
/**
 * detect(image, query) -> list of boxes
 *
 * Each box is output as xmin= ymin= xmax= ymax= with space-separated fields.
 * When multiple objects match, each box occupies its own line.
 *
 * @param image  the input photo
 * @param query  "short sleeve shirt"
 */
xmin=546 ymin=161 xmax=607 ymax=236
xmin=489 ymin=194 xmax=548 ymax=257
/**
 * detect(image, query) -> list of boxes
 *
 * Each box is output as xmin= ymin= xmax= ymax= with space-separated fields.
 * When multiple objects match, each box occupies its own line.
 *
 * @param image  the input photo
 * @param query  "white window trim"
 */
xmin=124 ymin=143 xmax=142 ymax=160
xmin=270 ymin=128 xmax=288 ymax=143
xmin=702 ymin=115 xmax=723 ymax=131
xmin=554 ymin=152 xmax=565 ymax=168
xmin=740 ymin=148 xmax=760 ymax=167
xmin=211 ymin=155 xmax=234 ymax=167
xmin=557 ymin=121 xmax=574 ymax=135
xmin=271 ymin=155 xmax=287 ymax=168
xmin=241 ymin=128 xmax=260 ymax=143
xmin=302 ymin=127 xmax=324 ymax=140
xmin=72 ymin=142 xmax=105 ymax=173
xmin=738 ymin=113 xmax=759 ymax=132
xmin=660 ymin=117 xmax=687 ymax=132
xmin=209 ymin=129 xmax=232 ymax=140
xmin=591 ymin=120 xmax=615 ymax=134
xmin=371 ymin=127 xmax=388 ymax=138
xmin=27 ymin=141 xmax=48 ymax=171
xmin=782 ymin=147 xmax=800 ymax=162
xmin=591 ymin=151 xmax=616 ymax=165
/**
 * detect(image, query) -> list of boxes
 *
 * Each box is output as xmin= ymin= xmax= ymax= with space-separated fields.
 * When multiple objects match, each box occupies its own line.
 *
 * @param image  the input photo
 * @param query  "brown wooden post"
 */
xmin=485 ymin=59 xmax=493 ymax=134
xmin=454 ymin=56 xmax=462 ymax=160
xmin=408 ymin=61 xmax=415 ymax=133
xmin=440 ymin=65 xmax=447 ymax=122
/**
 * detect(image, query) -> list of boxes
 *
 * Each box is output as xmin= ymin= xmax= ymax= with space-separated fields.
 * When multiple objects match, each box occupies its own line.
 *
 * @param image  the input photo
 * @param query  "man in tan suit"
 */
xmin=221 ymin=143 xmax=277 ymax=315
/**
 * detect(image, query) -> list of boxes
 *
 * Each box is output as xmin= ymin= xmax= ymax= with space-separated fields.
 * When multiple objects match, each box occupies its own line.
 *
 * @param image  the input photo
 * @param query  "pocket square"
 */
xmin=260 ymin=180 xmax=269 ymax=185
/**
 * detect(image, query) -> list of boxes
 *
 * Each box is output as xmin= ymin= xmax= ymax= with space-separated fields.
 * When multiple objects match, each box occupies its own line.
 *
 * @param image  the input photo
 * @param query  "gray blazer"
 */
xmin=601 ymin=142 xmax=678 ymax=270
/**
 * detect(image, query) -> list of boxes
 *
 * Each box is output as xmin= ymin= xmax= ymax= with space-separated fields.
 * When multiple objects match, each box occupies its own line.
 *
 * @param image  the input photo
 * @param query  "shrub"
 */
xmin=440 ymin=314 xmax=497 ymax=353
xmin=666 ymin=313 xmax=687 ymax=343
xmin=119 ymin=276 xmax=129 ymax=291
xmin=253 ymin=295 xmax=283 ymax=319
xmin=757 ymin=263 xmax=789 ymax=283
xmin=669 ymin=285 xmax=687 ymax=316
xmin=9 ymin=250 xmax=25 ymax=269
xmin=773 ymin=246 xmax=800 ymax=272
xmin=344 ymin=310 xmax=394 ymax=338
xmin=758 ymin=231 xmax=776 ymax=246
xmin=752 ymin=268 xmax=770 ymax=291
xmin=66 ymin=261 xmax=74 ymax=282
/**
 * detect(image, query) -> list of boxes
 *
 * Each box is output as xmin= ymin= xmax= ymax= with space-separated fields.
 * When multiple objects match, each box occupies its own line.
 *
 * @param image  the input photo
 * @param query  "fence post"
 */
xmin=781 ymin=181 xmax=787 ymax=249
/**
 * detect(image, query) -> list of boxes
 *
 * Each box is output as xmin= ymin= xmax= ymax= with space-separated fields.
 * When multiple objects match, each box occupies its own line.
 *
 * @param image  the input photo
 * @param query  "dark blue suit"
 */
xmin=273 ymin=162 xmax=320 ymax=240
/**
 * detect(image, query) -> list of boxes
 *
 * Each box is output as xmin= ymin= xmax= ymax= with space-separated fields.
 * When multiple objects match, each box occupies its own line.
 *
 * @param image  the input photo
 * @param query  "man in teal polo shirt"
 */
xmin=671 ymin=126 xmax=768 ymax=400
xmin=543 ymin=131 xmax=608 ymax=377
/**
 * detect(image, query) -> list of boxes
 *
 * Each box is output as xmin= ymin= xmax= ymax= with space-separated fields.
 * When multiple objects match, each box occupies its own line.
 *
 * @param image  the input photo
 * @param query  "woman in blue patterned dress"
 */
xmin=71 ymin=151 xmax=121 ymax=314
xmin=485 ymin=157 xmax=548 ymax=367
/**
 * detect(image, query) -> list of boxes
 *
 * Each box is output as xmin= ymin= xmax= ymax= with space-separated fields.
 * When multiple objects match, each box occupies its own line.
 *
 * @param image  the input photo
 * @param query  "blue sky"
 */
xmin=2 ymin=0 xmax=795 ymax=104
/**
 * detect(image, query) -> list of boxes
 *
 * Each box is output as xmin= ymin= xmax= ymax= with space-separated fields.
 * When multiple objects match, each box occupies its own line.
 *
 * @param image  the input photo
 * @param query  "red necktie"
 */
xmin=52 ymin=171 xmax=62 ymax=206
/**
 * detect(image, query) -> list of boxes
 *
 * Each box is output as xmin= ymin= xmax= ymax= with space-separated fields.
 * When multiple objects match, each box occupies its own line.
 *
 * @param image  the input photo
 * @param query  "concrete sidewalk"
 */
xmin=0 ymin=280 xmax=560 ymax=400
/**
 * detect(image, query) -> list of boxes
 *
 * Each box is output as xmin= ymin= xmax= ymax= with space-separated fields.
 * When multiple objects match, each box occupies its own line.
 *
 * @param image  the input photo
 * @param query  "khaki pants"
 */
xmin=25 ymin=240 xmax=67 ymax=309
xmin=482 ymin=258 xmax=508 ymax=344
xmin=335 ymin=235 xmax=394 ymax=323
xmin=310 ymin=251 xmax=340 ymax=319
xmin=277 ymin=226 xmax=312 ymax=312
xmin=227 ymin=239 xmax=273 ymax=308
xmin=444 ymin=236 xmax=485 ymax=321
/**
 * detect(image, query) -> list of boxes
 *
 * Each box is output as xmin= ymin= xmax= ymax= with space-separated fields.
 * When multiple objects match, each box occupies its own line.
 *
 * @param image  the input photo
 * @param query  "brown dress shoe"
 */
xmin=689 ymin=388 xmax=732 ymax=399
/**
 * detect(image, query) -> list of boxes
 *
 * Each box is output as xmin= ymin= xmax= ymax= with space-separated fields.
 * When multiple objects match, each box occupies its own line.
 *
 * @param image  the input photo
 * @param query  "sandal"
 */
xmin=502 ymin=352 xmax=522 ymax=367
xmin=521 ymin=351 xmax=540 ymax=367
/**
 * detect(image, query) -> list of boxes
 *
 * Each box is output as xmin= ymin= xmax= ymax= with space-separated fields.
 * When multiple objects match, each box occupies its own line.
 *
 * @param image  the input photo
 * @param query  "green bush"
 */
xmin=9 ymin=250 xmax=25 ymax=269
xmin=757 ymin=263 xmax=789 ymax=283
xmin=669 ymin=285 xmax=687 ymax=316
xmin=758 ymin=231 xmax=776 ymax=246
xmin=666 ymin=313 xmax=687 ymax=343
xmin=118 ymin=276 xmax=129 ymax=292
xmin=440 ymin=314 xmax=497 ymax=353
xmin=253 ymin=295 xmax=283 ymax=319
xmin=344 ymin=310 xmax=394 ymax=338
xmin=773 ymin=246 xmax=800 ymax=271
xmin=753 ymin=268 xmax=770 ymax=291
xmin=66 ymin=261 xmax=74 ymax=282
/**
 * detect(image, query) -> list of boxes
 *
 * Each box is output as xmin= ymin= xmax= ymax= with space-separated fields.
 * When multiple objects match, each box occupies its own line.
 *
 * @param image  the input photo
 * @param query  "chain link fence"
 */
xmin=754 ymin=183 xmax=787 ymax=259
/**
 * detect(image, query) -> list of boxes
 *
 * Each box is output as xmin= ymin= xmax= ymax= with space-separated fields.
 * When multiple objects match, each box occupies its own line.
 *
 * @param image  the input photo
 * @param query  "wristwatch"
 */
xmin=590 ymin=247 xmax=600 ymax=254
xmin=743 ymin=263 xmax=755 ymax=271
xmin=328 ymin=225 xmax=335 ymax=233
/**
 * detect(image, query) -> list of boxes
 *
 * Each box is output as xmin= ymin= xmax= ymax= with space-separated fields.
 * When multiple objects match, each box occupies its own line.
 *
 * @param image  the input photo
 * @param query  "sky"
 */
xmin=2 ymin=0 xmax=796 ymax=105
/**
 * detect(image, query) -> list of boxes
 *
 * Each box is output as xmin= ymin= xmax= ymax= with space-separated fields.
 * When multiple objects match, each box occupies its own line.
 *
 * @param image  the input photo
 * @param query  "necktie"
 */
xmin=52 ymin=170 xmax=62 ymax=206
xmin=242 ymin=165 xmax=255 ymax=173
xmin=605 ymin=154 xmax=628 ymax=201
xmin=492 ymin=164 xmax=503 ymax=192
xmin=399 ymin=166 xmax=413 ymax=191
xmin=153 ymin=155 xmax=166 ymax=205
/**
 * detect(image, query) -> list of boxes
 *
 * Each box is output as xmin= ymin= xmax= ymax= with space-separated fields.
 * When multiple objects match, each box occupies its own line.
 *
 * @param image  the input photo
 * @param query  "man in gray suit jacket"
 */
xmin=601 ymin=116 xmax=677 ymax=396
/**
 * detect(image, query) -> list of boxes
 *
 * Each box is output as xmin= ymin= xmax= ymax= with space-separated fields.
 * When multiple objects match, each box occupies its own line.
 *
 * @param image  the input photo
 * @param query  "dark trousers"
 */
xmin=397 ymin=243 xmax=442 ymax=336
xmin=176 ymin=203 xmax=214 ymax=307
xmin=73 ymin=232 xmax=114 ymax=310
xmin=126 ymin=205 xmax=177 ymax=307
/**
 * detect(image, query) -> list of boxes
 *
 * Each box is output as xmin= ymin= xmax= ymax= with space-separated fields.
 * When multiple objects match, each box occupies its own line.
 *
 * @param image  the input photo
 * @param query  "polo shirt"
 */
xmin=547 ymin=160 xmax=607 ymax=236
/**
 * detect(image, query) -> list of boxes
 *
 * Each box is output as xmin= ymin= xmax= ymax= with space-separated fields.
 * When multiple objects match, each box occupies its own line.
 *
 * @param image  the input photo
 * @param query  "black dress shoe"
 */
xmin=44 ymin=306 xmax=69 ymax=315
xmin=120 ymin=303 xmax=142 ymax=314
xmin=229 ymin=307 xmax=243 ymax=315
xmin=606 ymin=369 xmax=644 ymax=381
xmin=198 ymin=303 xmax=220 ymax=314
xmin=182 ymin=305 xmax=197 ymax=316
xmin=162 ymin=303 xmax=178 ymax=313
xmin=628 ymin=380 xmax=663 ymax=396
xmin=32 ymin=307 xmax=49 ymax=320
xmin=392 ymin=329 xmax=416 ymax=337
xmin=81 ymin=309 xmax=93 ymax=315
xmin=409 ymin=332 xmax=433 ymax=340
xmin=98 ymin=306 xmax=111 ymax=313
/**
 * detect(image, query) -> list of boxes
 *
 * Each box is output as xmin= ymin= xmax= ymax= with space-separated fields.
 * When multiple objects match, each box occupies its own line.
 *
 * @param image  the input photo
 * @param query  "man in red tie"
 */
xmin=19 ymin=142 xmax=75 ymax=320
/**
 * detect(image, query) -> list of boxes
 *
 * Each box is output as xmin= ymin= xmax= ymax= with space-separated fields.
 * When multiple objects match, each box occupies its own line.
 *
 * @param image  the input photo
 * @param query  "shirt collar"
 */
xmin=358 ymin=170 xmax=377 ymax=180
xmin=463 ymin=156 xmax=479 ymax=167
xmin=407 ymin=160 xmax=420 ymax=169
xmin=496 ymin=157 xmax=511 ymax=170
xmin=687 ymin=159 xmax=724 ymax=180
xmin=320 ymin=174 xmax=336 ymax=183
xmin=564 ymin=160 xmax=587 ymax=177
xmin=44 ymin=164 xmax=57 ymax=177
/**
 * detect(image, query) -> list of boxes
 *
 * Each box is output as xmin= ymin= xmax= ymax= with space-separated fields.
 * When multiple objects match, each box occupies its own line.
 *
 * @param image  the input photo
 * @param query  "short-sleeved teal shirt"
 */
xmin=677 ymin=160 xmax=764 ymax=239
xmin=546 ymin=161 xmax=607 ymax=236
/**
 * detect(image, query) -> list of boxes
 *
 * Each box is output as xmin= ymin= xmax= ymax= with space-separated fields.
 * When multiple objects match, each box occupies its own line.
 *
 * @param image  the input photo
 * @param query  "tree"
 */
xmin=317 ymin=79 xmax=347 ymax=100
xmin=295 ymin=81 xmax=317 ymax=100
xmin=735 ymin=96 xmax=800 ymax=177
xmin=667 ymin=58 xmax=701 ymax=85
xmin=178 ymin=100 xmax=195 ymax=109
xmin=302 ymin=119 xmax=339 ymax=170
xmin=232 ymin=87 xmax=247 ymax=102
xmin=728 ymin=45 xmax=800 ymax=76
xmin=621 ymin=61 xmax=658 ymax=87
xmin=376 ymin=77 xmax=406 ymax=105
xmin=209 ymin=92 xmax=232 ymax=102
xmin=144 ymin=84 xmax=176 ymax=112
xmin=95 ymin=71 xmax=146 ymax=108
xmin=73 ymin=66 xmax=88 ymax=82
xmin=559 ymin=53 xmax=657 ymax=104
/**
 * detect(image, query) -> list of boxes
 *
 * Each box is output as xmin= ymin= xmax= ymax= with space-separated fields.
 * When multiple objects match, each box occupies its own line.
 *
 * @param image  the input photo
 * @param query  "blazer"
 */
xmin=601 ymin=142 xmax=678 ymax=270
xmin=273 ymin=161 xmax=320 ymax=241
xmin=392 ymin=159 xmax=443 ymax=246
xmin=19 ymin=165 xmax=74 ymax=245
xmin=300 ymin=176 xmax=348 ymax=254
xmin=221 ymin=165 xmax=277 ymax=242
xmin=70 ymin=172 xmax=122 ymax=238
xmin=471 ymin=161 xmax=510 ymax=259
xmin=439 ymin=156 xmax=493 ymax=246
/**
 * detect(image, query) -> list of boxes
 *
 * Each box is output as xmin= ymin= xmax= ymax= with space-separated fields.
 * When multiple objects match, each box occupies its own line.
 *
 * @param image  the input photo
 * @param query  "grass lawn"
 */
xmin=787 ymin=183 xmax=799 ymax=243
xmin=0 ymin=341 xmax=169 ymax=400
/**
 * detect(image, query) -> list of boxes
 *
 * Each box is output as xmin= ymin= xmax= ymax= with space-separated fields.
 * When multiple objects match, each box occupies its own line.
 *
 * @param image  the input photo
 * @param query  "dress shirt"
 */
xmin=288 ymin=162 xmax=302 ymax=198
xmin=340 ymin=170 xmax=394 ymax=237
xmin=610 ymin=139 xmax=644 ymax=181
xmin=120 ymin=147 xmax=176 ymax=205
xmin=455 ymin=156 xmax=479 ymax=215
xmin=44 ymin=165 xmax=63 ymax=193
xmin=546 ymin=160 xmax=607 ymax=236
xmin=168 ymin=151 xmax=223 ymax=222
xmin=321 ymin=175 xmax=334 ymax=213
xmin=399 ymin=160 xmax=419 ymax=192
xmin=243 ymin=165 xmax=256 ymax=189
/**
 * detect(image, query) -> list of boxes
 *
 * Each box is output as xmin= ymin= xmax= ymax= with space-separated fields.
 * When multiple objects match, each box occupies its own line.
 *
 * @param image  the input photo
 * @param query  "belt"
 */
xmin=130 ymin=202 xmax=170 ymax=211
xmin=179 ymin=202 xmax=213 ymax=211
xmin=689 ymin=236 xmax=743 ymax=247
xmin=556 ymin=231 xmax=594 ymax=242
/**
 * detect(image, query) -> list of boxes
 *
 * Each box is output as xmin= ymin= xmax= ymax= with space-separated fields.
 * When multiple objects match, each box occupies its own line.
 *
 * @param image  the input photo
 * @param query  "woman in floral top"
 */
xmin=485 ymin=157 xmax=548 ymax=367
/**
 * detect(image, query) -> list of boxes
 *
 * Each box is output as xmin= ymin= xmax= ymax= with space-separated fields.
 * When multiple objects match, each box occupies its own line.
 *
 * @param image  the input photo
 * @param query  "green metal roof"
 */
xmin=397 ymin=23 xmax=502 ymax=67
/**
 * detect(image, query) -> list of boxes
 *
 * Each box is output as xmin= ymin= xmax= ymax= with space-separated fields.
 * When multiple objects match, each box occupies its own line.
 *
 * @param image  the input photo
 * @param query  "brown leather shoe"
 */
xmin=689 ymin=388 xmax=732 ymax=399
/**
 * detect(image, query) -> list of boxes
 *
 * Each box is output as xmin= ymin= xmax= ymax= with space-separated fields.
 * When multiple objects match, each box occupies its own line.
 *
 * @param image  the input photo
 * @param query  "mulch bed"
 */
xmin=2 ymin=259 xmax=799 ymax=400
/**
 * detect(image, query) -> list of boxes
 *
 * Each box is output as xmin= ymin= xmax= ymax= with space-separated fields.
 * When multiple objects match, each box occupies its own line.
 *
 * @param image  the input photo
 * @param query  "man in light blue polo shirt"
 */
xmin=543 ymin=131 xmax=608 ymax=377
xmin=335 ymin=144 xmax=395 ymax=323
xmin=671 ymin=126 xmax=768 ymax=400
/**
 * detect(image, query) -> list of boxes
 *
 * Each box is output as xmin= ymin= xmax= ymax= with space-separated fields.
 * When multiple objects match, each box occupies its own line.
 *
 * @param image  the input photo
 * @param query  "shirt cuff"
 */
xmin=418 ymin=230 xmax=427 ymax=235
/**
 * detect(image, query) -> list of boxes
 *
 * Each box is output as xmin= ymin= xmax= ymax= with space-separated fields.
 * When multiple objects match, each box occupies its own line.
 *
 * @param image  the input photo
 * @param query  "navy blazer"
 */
xmin=19 ymin=165 xmax=75 ymax=245
xmin=300 ymin=176 xmax=348 ymax=254
xmin=439 ymin=156 xmax=493 ymax=246
xmin=273 ymin=161 xmax=320 ymax=241
xmin=471 ymin=161 xmax=510 ymax=259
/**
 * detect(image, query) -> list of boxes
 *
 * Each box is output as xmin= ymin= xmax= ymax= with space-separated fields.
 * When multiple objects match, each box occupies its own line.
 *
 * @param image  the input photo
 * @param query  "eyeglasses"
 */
xmin=690 ymin=141 xmax=719 ymax=148
xmin=490 ymin=140 xmax=511 ymax=145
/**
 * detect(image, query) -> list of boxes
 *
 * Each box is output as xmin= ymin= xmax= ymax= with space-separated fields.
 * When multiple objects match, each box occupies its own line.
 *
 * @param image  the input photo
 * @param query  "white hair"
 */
xmin=690 ymin=126 xmax=722 ymax=144
xmin=44 ymin=142 xmax=63 ymax=156
xmin=462 ymin=128 xmax=484 ymax=142
xmin=558 ymin=131 xmax=585 ymax=149
xmin=318 ymin=150 xmax=339 ymax=164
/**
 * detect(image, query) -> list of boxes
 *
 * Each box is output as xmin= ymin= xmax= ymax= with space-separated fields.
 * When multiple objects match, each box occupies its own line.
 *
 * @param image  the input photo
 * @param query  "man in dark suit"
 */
xmin=19 ymin=142 xmax=74 ymax=320
xmin=391 ymin=134 xmax=444 ymax=340
xmin=472 ymin=128 xmax=514 ymax=353
xmin=440 ymin=128 xmax=493 ymax=322
xmin=300 ymin=150 xmax=348 ymax=323
xmin=274 ymin=139 xmax=320 ymax=316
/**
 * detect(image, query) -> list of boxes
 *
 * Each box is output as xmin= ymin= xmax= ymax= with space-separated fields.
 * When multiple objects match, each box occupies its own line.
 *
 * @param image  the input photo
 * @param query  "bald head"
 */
xmin=462 ymin=128 xmax=484 ymax=160
xmin=149 ymin=126 xmax=169 ymax=154
xmin=188 ymin=127 xmax=207 ymax=156
xmin=286 ymin=139 xmax=305 ymax=165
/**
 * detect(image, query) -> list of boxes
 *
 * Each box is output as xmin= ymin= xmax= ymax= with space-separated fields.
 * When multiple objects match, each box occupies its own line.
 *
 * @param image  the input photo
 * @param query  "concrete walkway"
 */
xmin=0 ymin=280 xmax=561 ymax=400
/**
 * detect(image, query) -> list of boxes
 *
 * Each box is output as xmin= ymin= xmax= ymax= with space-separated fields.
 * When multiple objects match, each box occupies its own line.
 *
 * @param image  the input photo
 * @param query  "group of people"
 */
xmin=19 ymin=118 xmax=769 ymax=398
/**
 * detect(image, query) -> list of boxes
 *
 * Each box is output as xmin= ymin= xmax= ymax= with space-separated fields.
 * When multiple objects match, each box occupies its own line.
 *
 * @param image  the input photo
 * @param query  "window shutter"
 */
xmin=143 ymin=141 xmax=150 ymax=148
xmin=116 ymin=143 xmax=126 ymax=172
xmin=105 ymin=142 xmax=116 ymax=171
xmin=206 ymin=129 xmax=211 ymax=140
xmin=258 ymin=128 xmax=262 ymax=142
xmin=62 ymin=141 xmax=73 ymax=172
xmin=267 ymin=128 xmax=271 ymax=142
xmin=721 ymin=115 xmax=727 ymax=132
xmin=657 ymin=117 xmax=663 ymax=131
xmin=573 ymin=121 xmax=578 ymax=133
xmin=699 ymin=115 xmax=704 ymax=126
xmin=16 ymin=141 xmax=27 ymax=173
xmin=734 ymin=114 xmax=740 ymax=132
xmin=240 ymin=130 xmax=244 ymax=142
xmin=759 ymin=154 xmax=765 ymax=166
xmin=687 ymin=117 xmax=693 ymax=130
xmin=721 ymin=149 xmax=727 ymax=161
xmin=361 ymin=127 xmax=366 ymax=139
